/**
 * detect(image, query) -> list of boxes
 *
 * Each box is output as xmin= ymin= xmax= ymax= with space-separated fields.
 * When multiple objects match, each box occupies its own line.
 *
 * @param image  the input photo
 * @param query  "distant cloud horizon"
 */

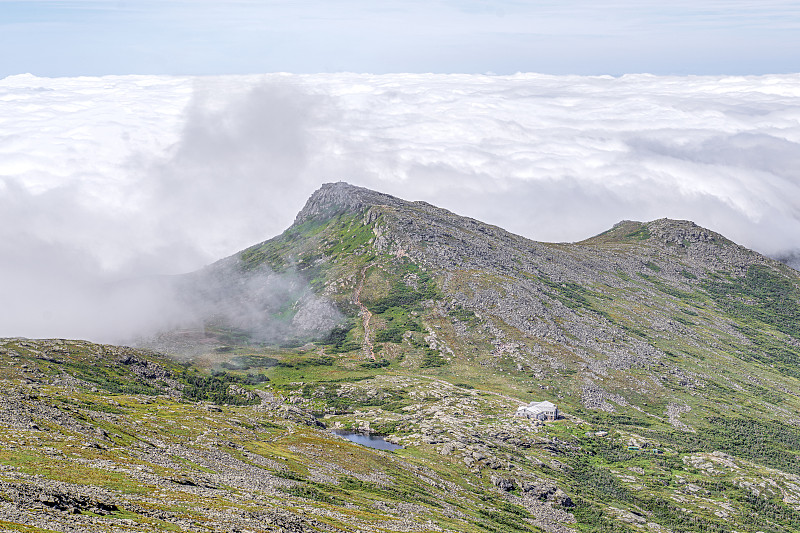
xmin=1 ymin=1 xmax=799 ymax=77
xmin=2 ymin=71 xmax=800 ymax=340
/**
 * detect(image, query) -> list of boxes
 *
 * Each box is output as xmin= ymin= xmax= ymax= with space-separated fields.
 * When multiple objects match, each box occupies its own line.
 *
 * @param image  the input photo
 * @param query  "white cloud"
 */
xmin=2 ymin=72 xmax=800 ymax=340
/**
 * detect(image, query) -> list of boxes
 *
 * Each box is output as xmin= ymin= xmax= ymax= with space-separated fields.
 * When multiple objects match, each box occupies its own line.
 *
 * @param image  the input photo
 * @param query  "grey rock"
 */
xmin=491 ymin=476 xmax=516 ymax=491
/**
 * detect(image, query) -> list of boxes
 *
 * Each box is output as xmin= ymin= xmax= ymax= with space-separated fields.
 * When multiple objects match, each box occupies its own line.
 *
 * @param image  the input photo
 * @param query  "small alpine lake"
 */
xmin=331 ymin=430 xmax=403 ymax=451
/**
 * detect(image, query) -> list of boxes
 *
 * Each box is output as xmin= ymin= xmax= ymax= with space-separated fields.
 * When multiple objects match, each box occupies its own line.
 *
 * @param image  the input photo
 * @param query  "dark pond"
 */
xmin=332 ymin=430 xmax=403 ymax=451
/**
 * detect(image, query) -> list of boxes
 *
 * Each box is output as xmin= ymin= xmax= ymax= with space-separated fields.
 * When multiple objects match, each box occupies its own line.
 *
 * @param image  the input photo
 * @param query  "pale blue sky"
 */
xmin=2 ymin=0 xmax=799 ymax=76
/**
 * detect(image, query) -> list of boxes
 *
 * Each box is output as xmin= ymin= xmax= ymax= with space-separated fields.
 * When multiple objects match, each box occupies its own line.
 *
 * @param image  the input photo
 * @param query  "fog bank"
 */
xmin=2 ymin=72 xmax=800 ymax=341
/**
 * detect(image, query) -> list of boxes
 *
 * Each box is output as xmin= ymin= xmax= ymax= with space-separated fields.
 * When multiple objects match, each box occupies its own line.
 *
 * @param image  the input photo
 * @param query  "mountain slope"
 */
xmin=4 ymin=182 xmax=800 ymax=532
xmin=1 ymin=338 xmax=533 ymax=532
xmin=221 ymin=183 xmax=800 ymax=427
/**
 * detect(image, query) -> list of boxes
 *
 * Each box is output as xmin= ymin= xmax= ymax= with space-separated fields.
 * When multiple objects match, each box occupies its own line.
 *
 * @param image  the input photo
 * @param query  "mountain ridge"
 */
xmin=296 ymin=181 xmax=738 ymax=249
xmin=285 ymin=182 xmax=769 ymax=279
xmin=4 ymin=183 xmax=800 ymax=532
xmin=159 ymin=182 xmax=800 ymax=414
xmin=226 ymin=182 xmax=800 ymax=400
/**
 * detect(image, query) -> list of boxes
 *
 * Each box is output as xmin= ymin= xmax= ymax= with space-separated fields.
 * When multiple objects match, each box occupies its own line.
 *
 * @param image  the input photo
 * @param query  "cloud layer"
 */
xmin=2 ymin=72 xmax=800 ymax=341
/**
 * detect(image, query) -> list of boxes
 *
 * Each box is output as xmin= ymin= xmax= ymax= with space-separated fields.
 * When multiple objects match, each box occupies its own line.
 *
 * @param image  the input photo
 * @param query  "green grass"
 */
xmin=704 ymin=265 xmax=800 ymax=339
xmin=702 ymin=265 xmax=800 ymax=377
xmin=369 ymin=277 xmax=437 ymax=314
xmin=0 ymin=451 xmax=150 ymax=495
xmin=420 ymin=349 xmax=447 ymax=368
xmin=321 ymin=322 xmax=361 ymax=354
xmin=625 ymin=226 xmax=651 ymax=241
xmin=324 ymin=213 xmax=377 ymax=256
xmin=0 ymin=521 xmax=62 ymax=533
xmin=279 ymin=483 xmax=343 ymax=505
xmin=644 ymin=261 xmax=661 ymax=272
xmin=180 ymin=370 xmax=261 ymax=405
xmin=654 ymin=417 xmax=800 ymax=475
xmin=60 ymin=360 xmax=161 ymax=395
xmin=563 ymin=447 xmax=735 ymax=533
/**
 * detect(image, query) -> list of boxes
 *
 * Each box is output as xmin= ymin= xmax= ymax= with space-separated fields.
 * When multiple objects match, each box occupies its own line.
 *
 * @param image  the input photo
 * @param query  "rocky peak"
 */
xmin=644 ymin=218 xmax=730 ymax=248
xmin=294 ymin=182 xmax=405 ymax=224
xmin=581 ymin=218 xmax=731 ymax=248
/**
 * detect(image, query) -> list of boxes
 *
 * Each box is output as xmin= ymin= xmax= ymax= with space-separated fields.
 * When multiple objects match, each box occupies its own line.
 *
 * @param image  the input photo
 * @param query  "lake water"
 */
xmin=332 ymin=430 xmax=403 ymax=451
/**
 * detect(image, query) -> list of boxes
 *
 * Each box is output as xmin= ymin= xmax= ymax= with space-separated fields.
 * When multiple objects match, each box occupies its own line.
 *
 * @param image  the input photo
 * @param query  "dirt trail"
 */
xmin=354 ymin=266 xmax=376 ymax=361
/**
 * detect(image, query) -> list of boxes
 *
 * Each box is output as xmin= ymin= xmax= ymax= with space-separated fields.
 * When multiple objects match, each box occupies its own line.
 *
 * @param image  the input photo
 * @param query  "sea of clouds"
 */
xmin=2 ymin=72 xmax=800 ymax=341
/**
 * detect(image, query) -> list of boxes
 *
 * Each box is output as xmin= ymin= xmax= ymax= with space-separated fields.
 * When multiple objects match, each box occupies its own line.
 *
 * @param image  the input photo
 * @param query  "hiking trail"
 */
xmin=354 ymin=266 xmax=376 ymax=361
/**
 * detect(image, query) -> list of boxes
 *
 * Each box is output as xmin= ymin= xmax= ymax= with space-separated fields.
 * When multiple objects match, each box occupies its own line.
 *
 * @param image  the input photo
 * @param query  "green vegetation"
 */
xmin=360 ymin=359 xmax=390 ymax=369
xmin=375 ymin=314 xmax=422 ymax=343
xmin=474 ymin=502 xmax=534 ymax=532
xmin=61 ymin=361 xmax=161 ymax=395
xmin=279 ymin=484 xmax=342 ymax=505
xmin=655 ymin=417 xmax=800 ymax=475
xmin=449 ymin=305 xmax=480 ymax=325
xmin=736 ymin=326 xmax=800 ymax=379
xmin=322 ymin=213 xmax=377 ymax=257
xmin=736 ymin=491 xmax=800 ymax=532
xmin=335 ymin=475 xmax=440 ymax=508
xmin=570 ymin=498 xmax=637 ymax=533
xmin=704 ymin=265 xmax=800 ymax=339
xmin=360 ymin=260 xmax=444 ymax=367
xmin=180 ymin=370 xmax=262 ymax=405
xmin=369 ymin=274 xmax=438 ymax=314
xmin=420 ymin=349 xmax=447 ymax=368
xmin=703 ymin=265 xmax=800 ymax=376
xmin=537 ymin=277 xmax=593 ymax=311
xmin=625 ymin=226 xmax=651 ymax=241
xmin=636 ymin=272 xmax=698 ymax=301
xmin=321 ymin=323 xmax=361 ymax=354
xmin=644 ymin=261 xmax=661 ymax=272
xmin=565 ymin=445 xmax=732 ymax=533
xmin=534 ymin=276 xmax=616 ymax=326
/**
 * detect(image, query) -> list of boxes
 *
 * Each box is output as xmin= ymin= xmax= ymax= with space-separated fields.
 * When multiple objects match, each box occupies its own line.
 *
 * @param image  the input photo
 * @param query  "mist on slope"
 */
xmin=1 ymin=72 xmax=800 ymax=342
xmin=0 ymin=76 xmax=340 ymax=344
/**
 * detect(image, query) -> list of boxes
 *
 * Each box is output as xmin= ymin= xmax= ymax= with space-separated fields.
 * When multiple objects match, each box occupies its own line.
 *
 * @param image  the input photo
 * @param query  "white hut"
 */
xmin=516 ymin=401 xmax=558 ymax=421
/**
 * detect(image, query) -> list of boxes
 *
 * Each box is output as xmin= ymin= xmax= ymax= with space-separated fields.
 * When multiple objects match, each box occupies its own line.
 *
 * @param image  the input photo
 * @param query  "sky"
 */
xmin=1 ymin=2 xmax=799 ymax=342
xmin=2 ymin=1 xmax=800 ymax=77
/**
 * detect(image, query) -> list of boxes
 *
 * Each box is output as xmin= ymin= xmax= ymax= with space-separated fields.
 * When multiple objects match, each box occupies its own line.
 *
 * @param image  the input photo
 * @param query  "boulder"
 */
xmin=491 ymin=476 xmax=516 ymax=492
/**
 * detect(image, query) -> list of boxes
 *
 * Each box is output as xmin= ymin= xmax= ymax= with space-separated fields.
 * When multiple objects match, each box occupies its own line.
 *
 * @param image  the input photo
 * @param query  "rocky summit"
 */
xmin=3 ymin=182 xmax=800 ymax=532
